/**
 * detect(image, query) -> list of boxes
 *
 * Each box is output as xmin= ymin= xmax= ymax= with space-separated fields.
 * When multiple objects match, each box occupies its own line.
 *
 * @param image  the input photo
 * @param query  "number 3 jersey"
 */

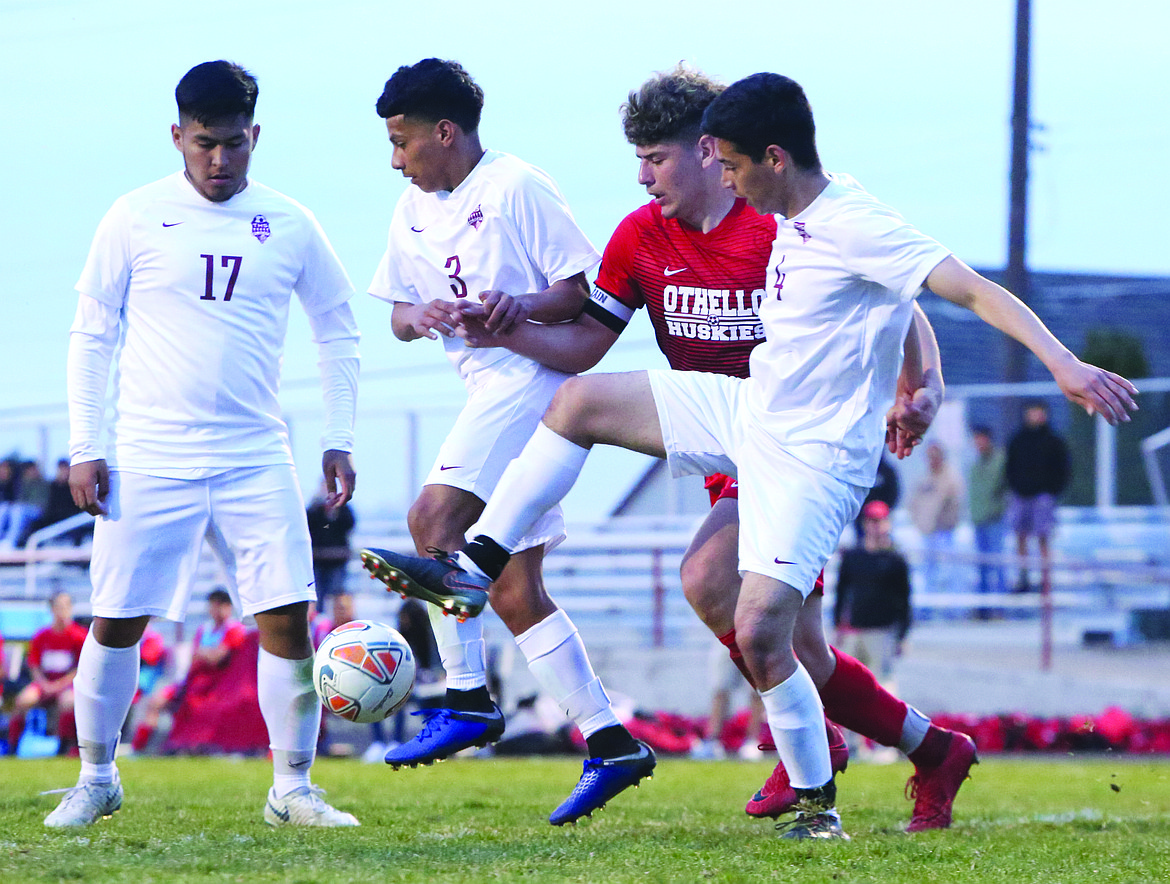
xmin=73 ymin=171 xmax=355 ymax=470
xmin=368 ymin=150 xmax=599 ymax=382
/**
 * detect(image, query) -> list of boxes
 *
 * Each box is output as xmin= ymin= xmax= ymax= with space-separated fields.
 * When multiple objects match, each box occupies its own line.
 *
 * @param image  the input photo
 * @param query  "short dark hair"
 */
xmin=971 ymin=424 xmax=994 ymax=438
xmin=375 ymin=58 xmax=484 ymax=132
xmin=701 ymin=72 xmax=820 ymax=169
xmin=208 ymin=588 xmax=232 ymax=605
xmin=176 ymin=61 xmax=258 ymax=125
xmin=621 ymin=64 xmax=724 ymax=146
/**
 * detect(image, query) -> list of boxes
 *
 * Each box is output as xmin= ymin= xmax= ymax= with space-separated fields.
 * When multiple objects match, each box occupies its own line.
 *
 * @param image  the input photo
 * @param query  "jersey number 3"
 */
xmin=200 ymin=254 xmax=244 ymax=301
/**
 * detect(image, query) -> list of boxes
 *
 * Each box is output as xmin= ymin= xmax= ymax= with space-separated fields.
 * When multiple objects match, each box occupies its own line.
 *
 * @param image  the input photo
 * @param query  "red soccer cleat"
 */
xmin=905 ymin=731 xmax=978 ymax=832
xmin=745 ymin=721 xmax=850 ymax=819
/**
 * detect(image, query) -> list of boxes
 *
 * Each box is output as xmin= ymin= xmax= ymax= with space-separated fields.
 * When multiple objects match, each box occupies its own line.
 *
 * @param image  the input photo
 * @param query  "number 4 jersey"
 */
xmin=73 ymin=171 xmax=355 ymax=470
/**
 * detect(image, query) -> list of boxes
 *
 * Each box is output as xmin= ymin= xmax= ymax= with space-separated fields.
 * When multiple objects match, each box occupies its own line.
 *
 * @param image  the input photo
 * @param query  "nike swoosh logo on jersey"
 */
xmin=410 ymin=225 xmax=428 ymax=233
xmin=162 ymin=222 xmax=184 ymax=227
xmin=774 ymin=558 xmax=796 ymax=565
xmin=439 ymin=465 xmax=461 ymax=471
xmin=663 ymin=267 xmax=687 ymax=276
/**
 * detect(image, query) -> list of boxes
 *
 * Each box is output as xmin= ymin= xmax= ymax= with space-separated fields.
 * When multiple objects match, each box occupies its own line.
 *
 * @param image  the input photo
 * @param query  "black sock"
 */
xmin=463 ymin=534 xmax=511 ymax=581
xmin=585 ymin=725 xmax=639 ymax=759
xmin=793 ymin=778 xmax=837 ymax=809
xmin=445 ymin=686 xmax=495 ymax=714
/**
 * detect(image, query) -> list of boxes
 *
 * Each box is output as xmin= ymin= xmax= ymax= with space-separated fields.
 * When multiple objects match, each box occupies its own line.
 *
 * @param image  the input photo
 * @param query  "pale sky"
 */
xmin=2 ymin=0 xmax=1167 ymax=518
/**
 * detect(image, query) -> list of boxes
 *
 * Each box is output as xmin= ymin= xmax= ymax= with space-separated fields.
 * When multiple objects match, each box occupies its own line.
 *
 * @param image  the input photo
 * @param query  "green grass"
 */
xmin=2 ymin=755 xmax=1168 ymax=883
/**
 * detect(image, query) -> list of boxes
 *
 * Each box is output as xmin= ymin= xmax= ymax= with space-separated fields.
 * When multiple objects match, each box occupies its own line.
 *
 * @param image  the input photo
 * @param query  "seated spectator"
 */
xmin=311 ymin=591 xmax=356 ymax=649
xmin=0 ymin=459 xmax=16 ymax=543
xmin=0 ymin=460 xmax=48 ymax=548
xmin=130 ymin=589 xmax=244 ymax=753
xmin=18 ymin=459 xmax=88 ymax=548
xmin=7 ymin=592 xmax=88 ymax=755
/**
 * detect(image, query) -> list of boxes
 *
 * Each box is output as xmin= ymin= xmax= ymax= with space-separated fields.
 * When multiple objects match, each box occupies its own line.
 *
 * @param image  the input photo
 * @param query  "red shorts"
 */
xmin=703 ymin=473 xmax=824 ymax=594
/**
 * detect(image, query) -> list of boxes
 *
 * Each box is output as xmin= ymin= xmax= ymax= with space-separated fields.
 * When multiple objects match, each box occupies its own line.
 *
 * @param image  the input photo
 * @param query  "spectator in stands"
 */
xmin=129 ymin=589 xmax=245 ymax=752
xmin=0 ymin=459 xmax=15 ymax=542
xmin=310 ymin=591 xmax=356 ymax=649
xmin=19 ymin=459 xmax=88 ymax=547
xmin=1006 ymin=401 xmax=1071 ymax=593
xmin=306 ymin=481 xmax=356 ymax=611
xmin=854 ymin=453 xmax=900 ymax=544
xmin=1 ymin=461 xmax=48 ymax=548
xmin=909 ymin=442 xmax=964 ymax=596
xmin=7 ymin=592 xmax=88 ymax=755
xmin=968 ymin=426 xmax=1008 ymax=608
xmin=834 ymin=501 xmax=912 ymax=685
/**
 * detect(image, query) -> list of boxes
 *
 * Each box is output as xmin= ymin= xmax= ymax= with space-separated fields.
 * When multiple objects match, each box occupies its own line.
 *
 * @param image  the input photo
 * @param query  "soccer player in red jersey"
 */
xmin=450 ymin=66 xmax=970 ymax=833
xmin=8 ymin=592 xmax=88 ymax=755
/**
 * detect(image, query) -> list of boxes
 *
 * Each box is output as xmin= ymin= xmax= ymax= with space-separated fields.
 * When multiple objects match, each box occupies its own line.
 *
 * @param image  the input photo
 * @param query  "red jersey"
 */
xmin=592 ymin=198 xmax=775 ymax=378
xmin=28 ymin=622 xmax=88 ymax=679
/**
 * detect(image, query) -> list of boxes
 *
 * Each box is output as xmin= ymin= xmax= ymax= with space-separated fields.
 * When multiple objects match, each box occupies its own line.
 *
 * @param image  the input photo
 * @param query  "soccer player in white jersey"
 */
xmin=359 ymin=71 xmax=1139 ymax=840
xmin=360 ymin=59 xmax=653 ymax=826
xmin=46 ymin=61 xmax=361 ymax=829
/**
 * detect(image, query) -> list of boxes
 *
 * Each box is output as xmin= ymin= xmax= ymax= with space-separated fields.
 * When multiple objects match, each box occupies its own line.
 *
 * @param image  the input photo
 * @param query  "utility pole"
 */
xmin=1004 ymin=0 xmax=1032 ymax=398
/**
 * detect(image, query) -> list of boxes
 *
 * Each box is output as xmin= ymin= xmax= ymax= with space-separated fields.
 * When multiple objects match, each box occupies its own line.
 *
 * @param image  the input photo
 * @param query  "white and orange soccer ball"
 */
xmin=312 ymin=620 xmax=416 ymax=723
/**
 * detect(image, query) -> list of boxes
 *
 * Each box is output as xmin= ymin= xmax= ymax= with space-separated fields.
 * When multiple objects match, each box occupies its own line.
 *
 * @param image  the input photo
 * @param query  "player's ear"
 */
xmin=764 ymin=144 xmax=787 ymax=174
xmin=171 ymin=123 xmax=183 ymax=152
xmin=697 ymin=135 xmax=717 ymax=167
xmin=435 ymin=119 xmax=457 ymax=146
xmin=251 ymin=124 xmax=260 ymax=150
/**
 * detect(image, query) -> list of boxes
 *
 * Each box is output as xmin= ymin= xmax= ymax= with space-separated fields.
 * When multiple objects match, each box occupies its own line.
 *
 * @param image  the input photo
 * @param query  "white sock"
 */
xmin=257 ymin=649 xmax=318 ymax=796
xmin=427 ymin=603 xmax=488 ymax=692
xmin=898 ymin=705 xmax=932 ymax=756
xmin=74 ymin=633 xmax=140 ymax=783
xmin=516 ymin=609 xmax=619 ymax=738
xmin=760 ymin=664 xmax=832 ymax=790
xmin=471 ymin=423 xmax=590 ymax=553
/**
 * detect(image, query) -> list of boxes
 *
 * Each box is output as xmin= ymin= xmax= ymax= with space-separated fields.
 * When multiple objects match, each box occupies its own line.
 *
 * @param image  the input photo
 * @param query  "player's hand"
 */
xmin=452 ymin=304 xmax=494 ymax=348
xmin=477 ymin=290 xmax=531 ymax=335
xmin=407 ymin=299 xmax=463 ymax=340
xmin=322 ymin=449 xmax=356 ymax=514
xmin=1052 ymin=357 xmax=1139 ymax=425
xmin=69 ymin=458 xmax=109 ymax=516
xmin=886 ymin=369 xmax=943 ymax=459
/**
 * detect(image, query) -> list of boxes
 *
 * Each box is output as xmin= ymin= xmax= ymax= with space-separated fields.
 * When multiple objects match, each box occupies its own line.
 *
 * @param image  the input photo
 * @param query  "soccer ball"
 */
xmin=313 ymin=620 xmax=416 ymax=723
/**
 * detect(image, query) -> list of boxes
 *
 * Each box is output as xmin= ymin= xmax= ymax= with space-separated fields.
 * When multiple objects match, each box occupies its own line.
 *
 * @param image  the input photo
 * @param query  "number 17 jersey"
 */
xmin=74 ymin=171 xmax=354 ymax=470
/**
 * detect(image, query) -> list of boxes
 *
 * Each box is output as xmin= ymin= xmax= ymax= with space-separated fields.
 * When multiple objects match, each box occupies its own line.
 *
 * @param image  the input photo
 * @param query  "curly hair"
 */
xmin=375 ymin=58 xmax=484 ymax=132
xmin=620 ymin=64 xmax=725 ymax=146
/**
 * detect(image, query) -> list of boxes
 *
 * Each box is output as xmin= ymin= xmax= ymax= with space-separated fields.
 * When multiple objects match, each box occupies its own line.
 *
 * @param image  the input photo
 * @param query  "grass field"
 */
xmin=2 ymin=755 xmax=1169 ymax=883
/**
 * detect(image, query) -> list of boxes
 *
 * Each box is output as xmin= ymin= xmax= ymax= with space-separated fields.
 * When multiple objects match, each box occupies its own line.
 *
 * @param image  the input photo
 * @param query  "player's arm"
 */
xmin=390 ymin=299 xmax=464 ymax=341
xmin=307 ymin=302 xmax=360 ymax=511
xmin=67 ymin=294 xmax=119 ymax=515
xmin=475 ymin=271 xmax=591 ymax=335
xmin=460 ymin=308 xmax=620 ymax=374
xmin=887 ymin=304 xmax=944 ymax=459
xmin=926 ymin=256 xmax=1138 ymax=423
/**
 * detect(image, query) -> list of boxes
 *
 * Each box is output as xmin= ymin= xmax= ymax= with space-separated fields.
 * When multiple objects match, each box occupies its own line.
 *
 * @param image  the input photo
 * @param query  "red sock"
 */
xmin=7 ymin=713 xmax=24 ymax=753
xmin=907 ymin=725 xmax=952 ymax=769
xmin=132 ymin=723 xmax=154 ymax=752
xmin=716 ymin=629 xmax=756 ymax=689
xmin=819 ymin=648 xmax=907 ymax=747
xmin=58 ymin=709 xmax=77 ymax=743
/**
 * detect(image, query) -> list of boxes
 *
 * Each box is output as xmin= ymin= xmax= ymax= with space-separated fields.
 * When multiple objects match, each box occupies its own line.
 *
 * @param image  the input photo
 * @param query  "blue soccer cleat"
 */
xmin=360 ymin=547 xmax=490 ymax=622
xmin=549 ymin=740 xmax=656 ymax=826
xmin=384 ymin=705 xmax=506 ymax=769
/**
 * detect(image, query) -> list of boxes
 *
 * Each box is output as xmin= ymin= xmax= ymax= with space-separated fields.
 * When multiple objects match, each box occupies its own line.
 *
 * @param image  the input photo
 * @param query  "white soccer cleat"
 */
xmin=44 ymin=776 xmax=124 ymax=828
xmin=263 ymin=785 xmax=360 ymax=827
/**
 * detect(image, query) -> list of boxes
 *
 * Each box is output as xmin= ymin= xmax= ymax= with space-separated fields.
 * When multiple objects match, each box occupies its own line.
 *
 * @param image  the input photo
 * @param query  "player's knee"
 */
xmin=680 ymin=551 xmax=733 ymax=629
xmin=544 ymin=376 xmax=612 ymax=444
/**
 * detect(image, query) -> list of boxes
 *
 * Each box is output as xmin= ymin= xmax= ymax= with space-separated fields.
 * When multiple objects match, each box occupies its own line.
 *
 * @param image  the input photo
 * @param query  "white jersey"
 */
xmin=748 ymin=174 xmax=951 ymax=486
xmin=74 ymin=171 xmax=355 ymax=470
xmin=368 ymin=150 xmax=599 ymax=382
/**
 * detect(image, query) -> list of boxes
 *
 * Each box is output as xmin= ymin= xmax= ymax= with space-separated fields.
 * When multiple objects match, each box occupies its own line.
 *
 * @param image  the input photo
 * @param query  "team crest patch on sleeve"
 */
xmin=252 ymin=214 xmax=271 ymax=243
xmin=467 ymin=205 xmax=484 ymax=230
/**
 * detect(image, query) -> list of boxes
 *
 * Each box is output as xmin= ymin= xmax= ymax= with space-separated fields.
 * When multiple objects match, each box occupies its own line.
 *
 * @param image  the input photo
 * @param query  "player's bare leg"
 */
xmin=735 ymin=573 xmax=845 ymax=840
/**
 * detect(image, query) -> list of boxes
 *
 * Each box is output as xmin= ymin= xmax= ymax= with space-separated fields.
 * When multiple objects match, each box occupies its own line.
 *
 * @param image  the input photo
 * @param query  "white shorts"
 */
xmin=90 ymin=465 xmax=316 ymax=621
xmin=648 ymin=370 xmax=868 ymax=595
xmin=428 ymin=357 xmax=570 ymax=553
